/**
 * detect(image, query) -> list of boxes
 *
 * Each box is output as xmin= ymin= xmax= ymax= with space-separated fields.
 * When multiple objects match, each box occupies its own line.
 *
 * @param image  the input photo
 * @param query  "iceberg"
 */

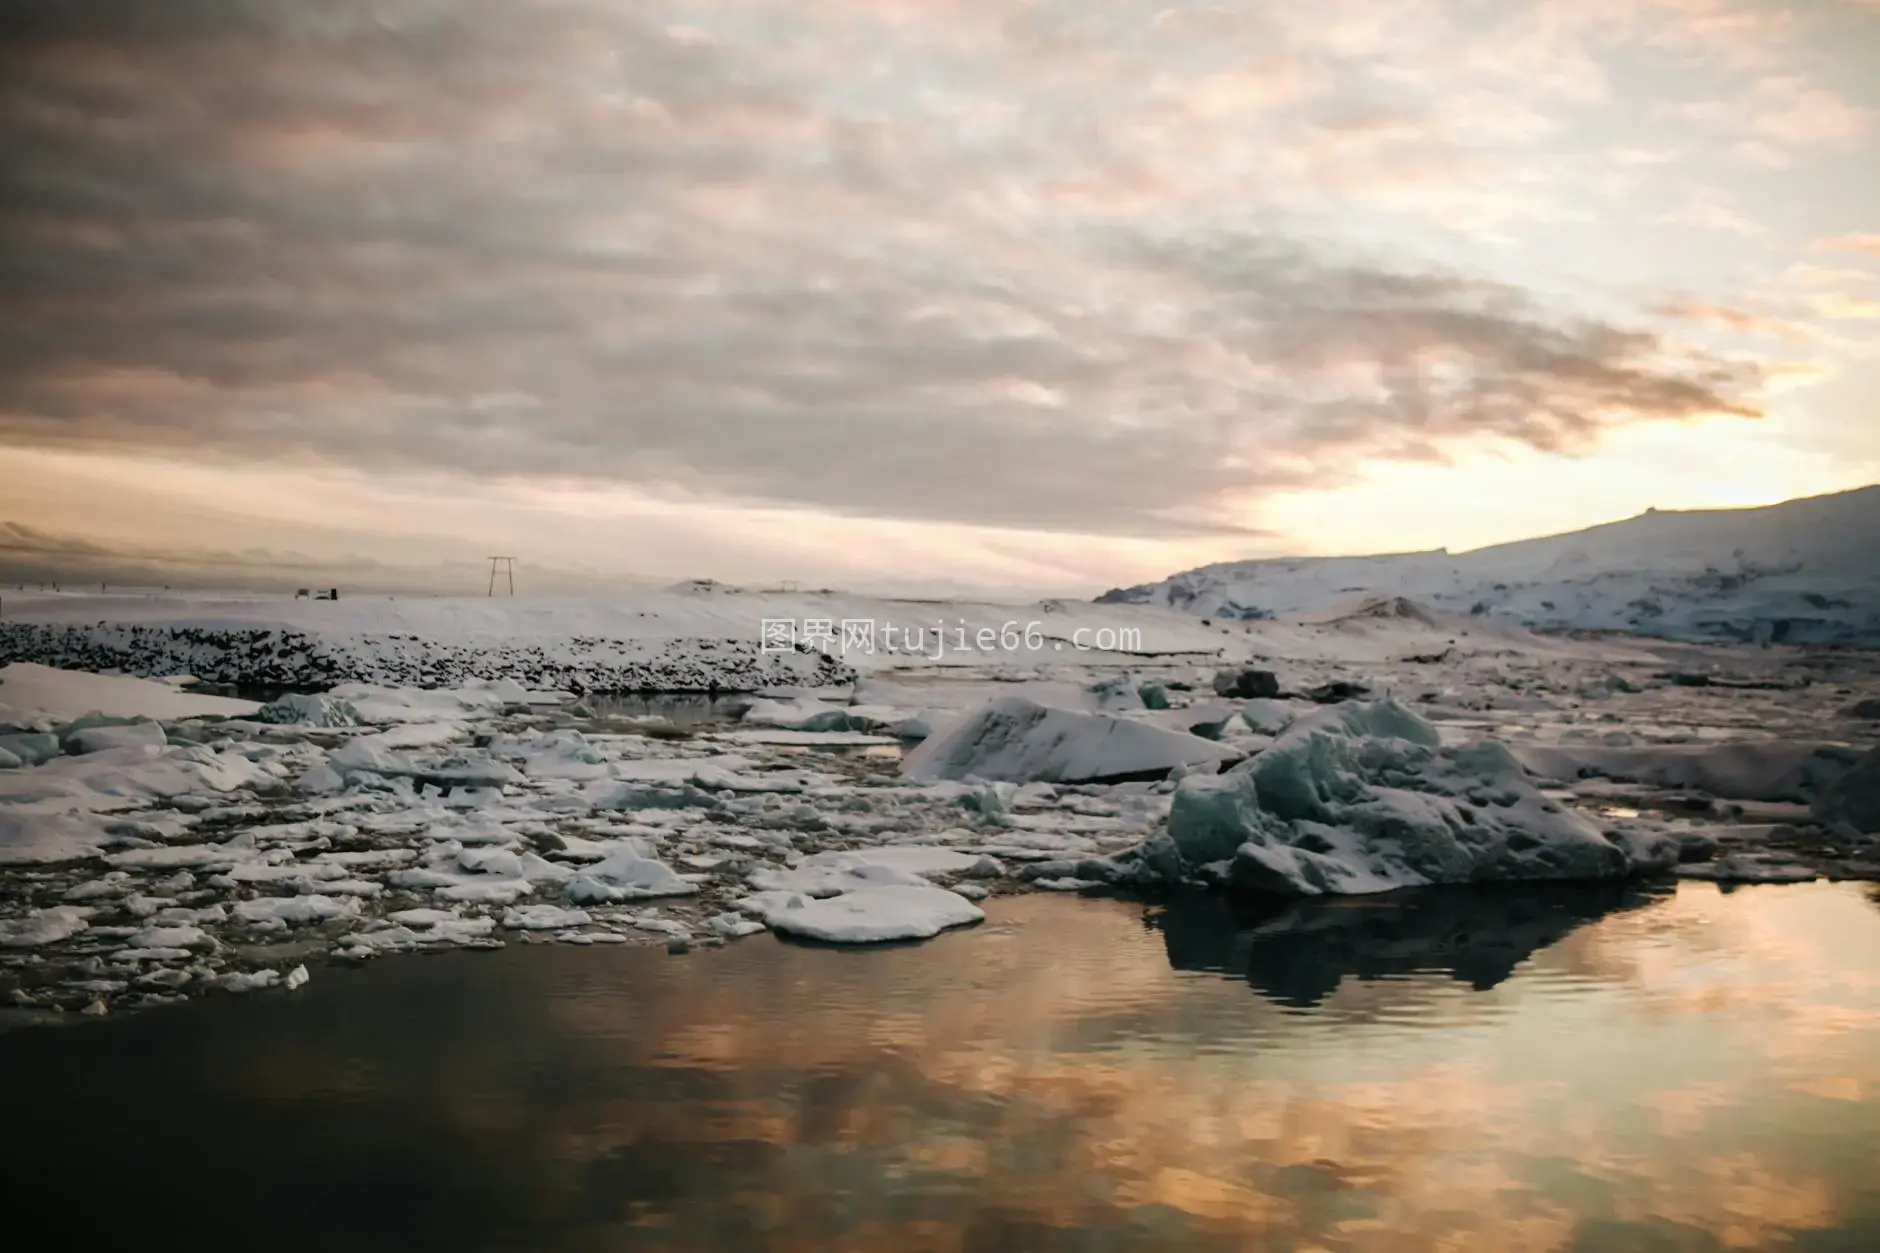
xmin=1135 ymin=699 xmax=1676 ymax=896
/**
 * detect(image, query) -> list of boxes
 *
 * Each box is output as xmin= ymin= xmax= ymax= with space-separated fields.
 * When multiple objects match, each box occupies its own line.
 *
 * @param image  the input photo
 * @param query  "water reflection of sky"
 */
xmin=2 ymin=881 xmax=1878 ymax=1251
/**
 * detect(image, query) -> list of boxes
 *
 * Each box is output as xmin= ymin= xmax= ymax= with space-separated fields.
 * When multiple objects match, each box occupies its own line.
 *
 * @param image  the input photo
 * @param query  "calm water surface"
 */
xmin=4 ymin=881 xmax=1879 ymax=1252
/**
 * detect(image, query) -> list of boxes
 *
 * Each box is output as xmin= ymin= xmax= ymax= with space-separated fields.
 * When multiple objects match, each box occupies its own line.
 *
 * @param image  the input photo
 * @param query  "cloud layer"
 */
xmin=0 ymin=0 xmax=1789 ymax=541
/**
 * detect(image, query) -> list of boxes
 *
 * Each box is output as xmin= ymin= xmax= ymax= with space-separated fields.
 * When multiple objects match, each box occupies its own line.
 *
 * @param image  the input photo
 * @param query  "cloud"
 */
xmin=0 ymin=517 xmax=665 ymax=595
xmin=1659 ymin=190 xmax=1766 ymax=236
xmin=0 ymin=0 xmax=1780 ymax=543
xmin=1817 ymin=234 xmax=1880 ymax=259
xmin=1652 ymin=299 xmax=1820 ymax=342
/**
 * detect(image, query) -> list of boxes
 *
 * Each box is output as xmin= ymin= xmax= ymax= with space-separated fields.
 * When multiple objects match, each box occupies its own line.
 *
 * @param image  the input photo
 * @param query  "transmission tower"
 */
xmin=487 ymin=556 xmax=516 ymax=596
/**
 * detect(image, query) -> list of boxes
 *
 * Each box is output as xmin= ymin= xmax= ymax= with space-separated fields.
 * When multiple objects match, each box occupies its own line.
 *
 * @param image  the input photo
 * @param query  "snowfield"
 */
xmin=1099 ymin=485 xmax=1880 ymax=646
xmin=0 ymin=584 xmax=1227 ymax=692
xmin=1 ymin=577 xmax=1878 ymax=1019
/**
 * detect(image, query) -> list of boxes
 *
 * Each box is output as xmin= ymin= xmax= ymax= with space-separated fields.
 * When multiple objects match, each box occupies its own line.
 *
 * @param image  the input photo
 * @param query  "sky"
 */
xmin=1 ymin=0 xmax=1877 ymax=596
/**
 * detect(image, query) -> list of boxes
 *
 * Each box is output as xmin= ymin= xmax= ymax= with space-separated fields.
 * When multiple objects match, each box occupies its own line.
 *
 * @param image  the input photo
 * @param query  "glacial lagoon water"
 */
xmin=3 ymin=881 xmax=1879 ymax=1251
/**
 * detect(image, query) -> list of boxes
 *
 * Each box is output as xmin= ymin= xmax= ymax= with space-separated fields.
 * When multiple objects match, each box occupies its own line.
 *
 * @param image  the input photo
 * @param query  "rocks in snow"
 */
xmin=902 ymin=696 xmax=1242 ymax=784
xmin=1299 ymin=680 xmax=1371 ymax=704
xmin=1214 ymin=667 xmax=1281 ymax=699
xmin=1133 ymin=699 xmax=1677 ymax=896
xmin=0 ymin=625 xmax=856 ymax=695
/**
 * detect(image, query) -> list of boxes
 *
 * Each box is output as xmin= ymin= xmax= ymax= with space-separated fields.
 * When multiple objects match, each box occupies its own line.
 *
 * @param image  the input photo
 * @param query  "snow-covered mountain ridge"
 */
xmin=1098 ymin=485 xmax=1880 ymax=645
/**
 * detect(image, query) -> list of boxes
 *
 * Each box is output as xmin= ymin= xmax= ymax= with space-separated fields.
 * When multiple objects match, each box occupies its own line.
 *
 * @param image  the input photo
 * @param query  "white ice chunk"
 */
xmin=0 ymin=905 xmax=93 ymax=948
xmin=128 ymin=923 xmax=214 ymax=950
xmin=755 ymin=885 xmax=984 ymax=944
xmin=219 ymin=969 xmax=282 ymax=993
xmin=575 ymin=851 xmax=699 ymax=899
xmin=388 ymin=908 xmax=463 ymax=926
xmin=64 ymin=721 xmax=168 ymax=755
xmin=0 ymin=811 xmax=112 ymax=865
xmin=231 ymin=895 xmax=358 ymax=926
xmin=708 ymin=912 xmax=769 ymax=939
xmin=744 ymin=851 xmax=935 ymax=897
xmin=902 ymin=696 xmax=1241 ymax=784
xmin=739 ymin=698 xmax=855 ymax=732
xmin=501 ymin=904 xmax=593 ymax=930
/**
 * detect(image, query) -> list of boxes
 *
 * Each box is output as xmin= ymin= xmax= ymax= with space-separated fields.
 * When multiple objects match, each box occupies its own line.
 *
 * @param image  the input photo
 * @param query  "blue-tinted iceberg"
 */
xmin=1132 ymin=699 xmax=1676 ymax=895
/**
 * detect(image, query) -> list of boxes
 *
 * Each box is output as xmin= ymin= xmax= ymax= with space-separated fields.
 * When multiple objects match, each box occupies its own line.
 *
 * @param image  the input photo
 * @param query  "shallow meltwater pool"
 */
xmin=4 ymin=881 xmax=1879 ymax=1252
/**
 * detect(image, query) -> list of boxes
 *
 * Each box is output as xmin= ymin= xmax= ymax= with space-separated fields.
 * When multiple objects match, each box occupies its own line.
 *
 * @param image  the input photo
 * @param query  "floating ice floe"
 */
xmin=0 ymin=905 xmax=93 ymax=948
xmin=501 ymin=904 xmax=593 ymax=930
xmin=738 ymin=698 xmax=856 ymax=732
xmin=566 ymin=851 xmax=697 ymax=902
xmin=0 ymin=812 xmax=113 ymax=866
xmin=486 ymin=729 xmax=610 ymax=780
xmin=231 ymin=895 xmax=359 ymax=926
xmin=751 ymin=884 xmax=985 ymax=944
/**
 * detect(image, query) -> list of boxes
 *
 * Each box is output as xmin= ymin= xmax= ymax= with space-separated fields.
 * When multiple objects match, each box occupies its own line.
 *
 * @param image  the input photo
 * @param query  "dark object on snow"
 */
xmin=1813 ymin=745 xmax=1880 ymax=835
xmin=1659 ymin=670 xmax=1800 ymax=692
xmin=1846 ymin=698 xmax=1880 ymax=720
xmin=1300 ymin=680 xmax=1371 ymax=704
xmin=1212 ymin=667 xmax=1280 ymax=700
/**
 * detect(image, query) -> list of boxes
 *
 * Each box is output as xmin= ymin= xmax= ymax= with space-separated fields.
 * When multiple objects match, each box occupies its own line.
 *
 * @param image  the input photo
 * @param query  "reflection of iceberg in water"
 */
xmin=1151 ymin=881 xmax=1674 ymax=1007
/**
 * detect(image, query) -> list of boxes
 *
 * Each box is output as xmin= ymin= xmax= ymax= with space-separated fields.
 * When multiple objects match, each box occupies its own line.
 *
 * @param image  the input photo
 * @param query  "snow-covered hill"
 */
xmin=1098 ymin=486 xmax=1880 ymax=645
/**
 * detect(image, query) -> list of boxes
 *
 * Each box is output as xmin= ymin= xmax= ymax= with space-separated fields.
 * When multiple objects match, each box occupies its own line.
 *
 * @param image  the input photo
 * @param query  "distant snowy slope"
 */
xmin=1099 ymin=486 xmax=1880 ymax=645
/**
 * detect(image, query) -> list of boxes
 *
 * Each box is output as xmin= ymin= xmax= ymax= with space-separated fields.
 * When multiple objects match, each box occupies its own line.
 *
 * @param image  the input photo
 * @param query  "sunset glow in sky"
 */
xmin=1 ymin=0 xmax=1877 ymax=592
